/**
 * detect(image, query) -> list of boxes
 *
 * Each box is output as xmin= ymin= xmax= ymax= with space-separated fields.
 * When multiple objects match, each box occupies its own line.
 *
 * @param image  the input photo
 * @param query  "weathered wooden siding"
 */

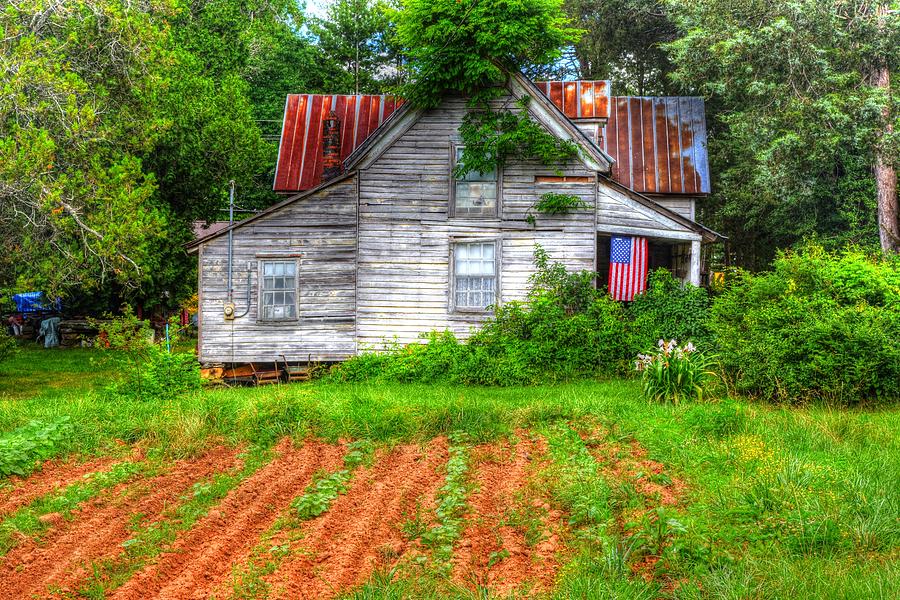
xmin=653 ymin=196 xmax=696 ymax=220
xmin=198 ymin=176 xmax=358 ymax=363
xmin=356 ymin=95 xmax=597 ymax=349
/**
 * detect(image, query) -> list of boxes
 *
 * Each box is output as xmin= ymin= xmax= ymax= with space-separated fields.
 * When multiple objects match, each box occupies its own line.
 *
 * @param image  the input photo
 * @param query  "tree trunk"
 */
xmin=875 ymin=4 xmax=899 ymax=253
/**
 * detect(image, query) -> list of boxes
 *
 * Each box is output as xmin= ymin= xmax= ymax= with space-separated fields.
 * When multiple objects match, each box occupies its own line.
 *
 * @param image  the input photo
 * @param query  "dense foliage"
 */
xmin=0 ymin=0 xmax=394 ymax=310
xmin=397 ymin=0 xmax=585 ymax=180
xmin=333 ymin=244 xmax=900 ymax=404
xmin=665 ymin=0 xmax=900 ymax=266
xmin=712 ymin=245 xmax=900 ymax=404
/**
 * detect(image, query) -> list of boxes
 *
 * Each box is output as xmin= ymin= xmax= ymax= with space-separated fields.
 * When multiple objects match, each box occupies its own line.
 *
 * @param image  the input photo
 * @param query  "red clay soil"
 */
xmin=0 ymin=455 xmax=119 ymax=516
xmin=110 ymin=438 xmax=345 ymax=600
xmin=452 ymin=435 xmax=563 ymax=595
xmin=264 ymin=437 xmax=450 ymax=600
xmin=0 ymin=446 xmax=241 ymax=600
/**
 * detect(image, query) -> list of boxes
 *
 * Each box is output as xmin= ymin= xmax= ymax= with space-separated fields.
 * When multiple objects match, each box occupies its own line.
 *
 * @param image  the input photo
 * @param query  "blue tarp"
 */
xmin=12 ymin=292 xmax=61 ymax=314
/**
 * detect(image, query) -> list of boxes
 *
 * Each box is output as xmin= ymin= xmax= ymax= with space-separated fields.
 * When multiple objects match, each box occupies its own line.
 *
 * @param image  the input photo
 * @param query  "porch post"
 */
xmin=689 ymin=240 xmax=702 ymax=286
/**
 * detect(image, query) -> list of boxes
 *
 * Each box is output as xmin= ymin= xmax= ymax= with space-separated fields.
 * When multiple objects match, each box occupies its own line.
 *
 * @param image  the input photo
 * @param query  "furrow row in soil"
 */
xmin=0 ymin=455 xmax=119 ymax=517
xmin=264 ymin=437 xmax=450 ymax=600
xmin=0 ymin=446 xmax=241 ymax=600
xmin=452 ymin=434 xmax=563 ymax=595
xmin=110 ymin=438 xmax=345 ymax=600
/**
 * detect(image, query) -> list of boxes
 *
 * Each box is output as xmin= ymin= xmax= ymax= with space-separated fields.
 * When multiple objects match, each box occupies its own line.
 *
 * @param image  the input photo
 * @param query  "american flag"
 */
xmin=608 ymin=236 xmax=648 ymax=301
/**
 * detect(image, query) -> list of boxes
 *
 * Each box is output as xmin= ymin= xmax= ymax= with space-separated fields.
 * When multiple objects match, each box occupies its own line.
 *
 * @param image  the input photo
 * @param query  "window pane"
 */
xmin=456 ymin=182 xmax=497 ymax=214
xmin=454 ymin=242 xmax=497 ymax=309
xmin=260 ymin=261 xmax=298 ymax=319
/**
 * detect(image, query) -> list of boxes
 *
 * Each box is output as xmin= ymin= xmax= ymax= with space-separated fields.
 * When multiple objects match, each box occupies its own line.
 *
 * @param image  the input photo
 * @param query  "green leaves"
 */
xmin=0 ymin=417 xmax=73 ymax=478
xmin=397 ymin=0 xmax=581 ymax=108
xmin=665 ymin=0 xmax=900 ymax=266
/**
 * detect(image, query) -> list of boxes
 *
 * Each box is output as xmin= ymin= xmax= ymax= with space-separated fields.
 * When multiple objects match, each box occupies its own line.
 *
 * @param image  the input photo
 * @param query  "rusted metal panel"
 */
xmin=273 ymin=94 xmax=400 ymax=192
xmin=535 ymin=80 xmax=611 ymax=120
xmin=599 ymin=96 xmax=710 ymax=195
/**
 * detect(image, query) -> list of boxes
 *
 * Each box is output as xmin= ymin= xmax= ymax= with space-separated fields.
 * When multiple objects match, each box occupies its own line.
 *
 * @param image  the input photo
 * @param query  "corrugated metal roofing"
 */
xmin=601 ymin=96 xmax=710 ymax=195
xmin=272 ymin=84 xmax=709 ymax=196
xmin=274 ymin=94 xmax=400 ymax=191
xmin=533 ymin=80 xmax=611 ymax=120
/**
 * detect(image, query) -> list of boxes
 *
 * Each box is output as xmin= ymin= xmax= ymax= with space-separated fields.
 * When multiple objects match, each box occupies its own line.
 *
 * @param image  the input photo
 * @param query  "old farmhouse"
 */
xmin=188 ymin=71 xmax=721 ymax=367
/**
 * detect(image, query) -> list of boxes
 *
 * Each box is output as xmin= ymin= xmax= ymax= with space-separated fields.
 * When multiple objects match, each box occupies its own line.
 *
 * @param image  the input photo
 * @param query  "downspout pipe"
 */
xmin=227 ymin=180 xmax=235 ymax=303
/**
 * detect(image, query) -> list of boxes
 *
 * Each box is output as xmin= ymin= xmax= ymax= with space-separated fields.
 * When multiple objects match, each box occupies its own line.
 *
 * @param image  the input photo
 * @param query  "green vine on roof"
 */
xmin=396 ymin=0 xmax=584 ymax=177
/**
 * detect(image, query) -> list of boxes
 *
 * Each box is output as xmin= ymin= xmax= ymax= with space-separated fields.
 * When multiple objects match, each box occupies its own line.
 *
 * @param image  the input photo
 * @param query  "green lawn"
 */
xmin=0 ymin=345 xmax=897 ymax=598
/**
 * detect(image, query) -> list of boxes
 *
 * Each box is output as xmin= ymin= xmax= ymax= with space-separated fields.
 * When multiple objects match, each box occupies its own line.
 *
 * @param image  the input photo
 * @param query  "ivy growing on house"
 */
xmin=525 ymin=192 xmax=590 ymax=225
xmin=454 ymin=96 xmax=580 ymax=179
xmin=397 ymin=0 xmax=584 ymax=176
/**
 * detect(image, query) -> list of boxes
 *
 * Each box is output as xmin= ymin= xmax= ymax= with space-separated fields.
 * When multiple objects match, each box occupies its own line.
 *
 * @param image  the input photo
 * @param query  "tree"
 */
xmin=397 ymin=0 xmax=581 ymax=108
xmin=0 ymin=0 xmax=175 ymax=294
xmin=563 ymin=0 xmax=678 ymax=95
xmin=0 ymin=0 xmax=332 ymax=308
xmin=665 ymin=0 xmax=900 ymax=266
xmin=310 ymin=0 xmax=395 ymax=94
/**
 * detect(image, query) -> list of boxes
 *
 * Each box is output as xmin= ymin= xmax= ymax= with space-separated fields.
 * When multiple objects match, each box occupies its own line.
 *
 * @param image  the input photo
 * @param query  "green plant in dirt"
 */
xmin=93 ymin=306 xmax=199 ymax=401
xmin=292 ymin=439 xmax=375 ymax=519
xmin=636 ymin=339 xmax=714 ymax=404
xmin=0 ymin=460 xmax=148 ymax=555
xmin=415 ymin=433 xmax=470 ymax=574
xmin=0 ymin=416 xmax=73 ymax=478
xmin=77 ymin=446 xmax=272 ymax=598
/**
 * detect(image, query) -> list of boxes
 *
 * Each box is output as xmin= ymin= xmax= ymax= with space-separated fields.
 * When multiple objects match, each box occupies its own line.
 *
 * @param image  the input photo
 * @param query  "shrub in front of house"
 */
xmin=710 ymin=245 xmax=900 ymax=404
xmin=627 ymin=269 xmax=712 ymax=351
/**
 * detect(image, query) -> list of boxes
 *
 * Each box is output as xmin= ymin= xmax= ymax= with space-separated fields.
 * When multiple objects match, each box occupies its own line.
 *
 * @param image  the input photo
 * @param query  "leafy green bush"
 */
xmin=710 ymin=245 xmax=900 ymax=404
xmin=0 ymin=417 xmax=73 ymax=477
xmin=628 ymin=269 xmax=712 ymax=351
xmin=95 ymin=307 xmax=200 ymax=401
xmin=636 ymin=340 xmax=714 ymax=403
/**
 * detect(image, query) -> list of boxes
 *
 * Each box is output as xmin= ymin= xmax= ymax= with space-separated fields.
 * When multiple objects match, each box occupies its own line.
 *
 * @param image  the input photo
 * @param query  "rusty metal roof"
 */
xmin=274 ymin=94 xmax=400 ymax=191
xmin=601 ymin=96 xmax=710 ymax=195
xmin=273 ymin=84 xmax=709 ymax=196
xmin=533 ymin=80 xmax=611 ymax=120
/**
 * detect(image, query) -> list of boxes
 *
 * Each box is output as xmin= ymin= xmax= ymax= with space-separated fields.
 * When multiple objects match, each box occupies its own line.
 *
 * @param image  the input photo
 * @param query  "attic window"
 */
xmin=451 ymin=146 xmax=498 ymax=217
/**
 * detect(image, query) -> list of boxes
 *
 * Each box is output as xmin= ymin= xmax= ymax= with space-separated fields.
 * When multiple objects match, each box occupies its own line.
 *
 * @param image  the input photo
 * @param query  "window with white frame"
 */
xmin=259 ymin=260 xmax=297 ymax=321
xmin=452 ymin=146 xmax=498 ymax=217
xmin=453 ymin=241 xmax=497 ymax=310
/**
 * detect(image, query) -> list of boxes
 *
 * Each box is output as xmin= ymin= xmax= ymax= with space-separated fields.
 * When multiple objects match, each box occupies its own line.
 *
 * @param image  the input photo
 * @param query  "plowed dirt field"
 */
xmin=0 ymin=434 xmax=584 ymax=599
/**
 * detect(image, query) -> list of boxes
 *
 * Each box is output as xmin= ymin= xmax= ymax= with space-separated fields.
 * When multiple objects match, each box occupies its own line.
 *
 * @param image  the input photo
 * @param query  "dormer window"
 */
xmin=451 ymin=146 xmax=498 ymax=218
